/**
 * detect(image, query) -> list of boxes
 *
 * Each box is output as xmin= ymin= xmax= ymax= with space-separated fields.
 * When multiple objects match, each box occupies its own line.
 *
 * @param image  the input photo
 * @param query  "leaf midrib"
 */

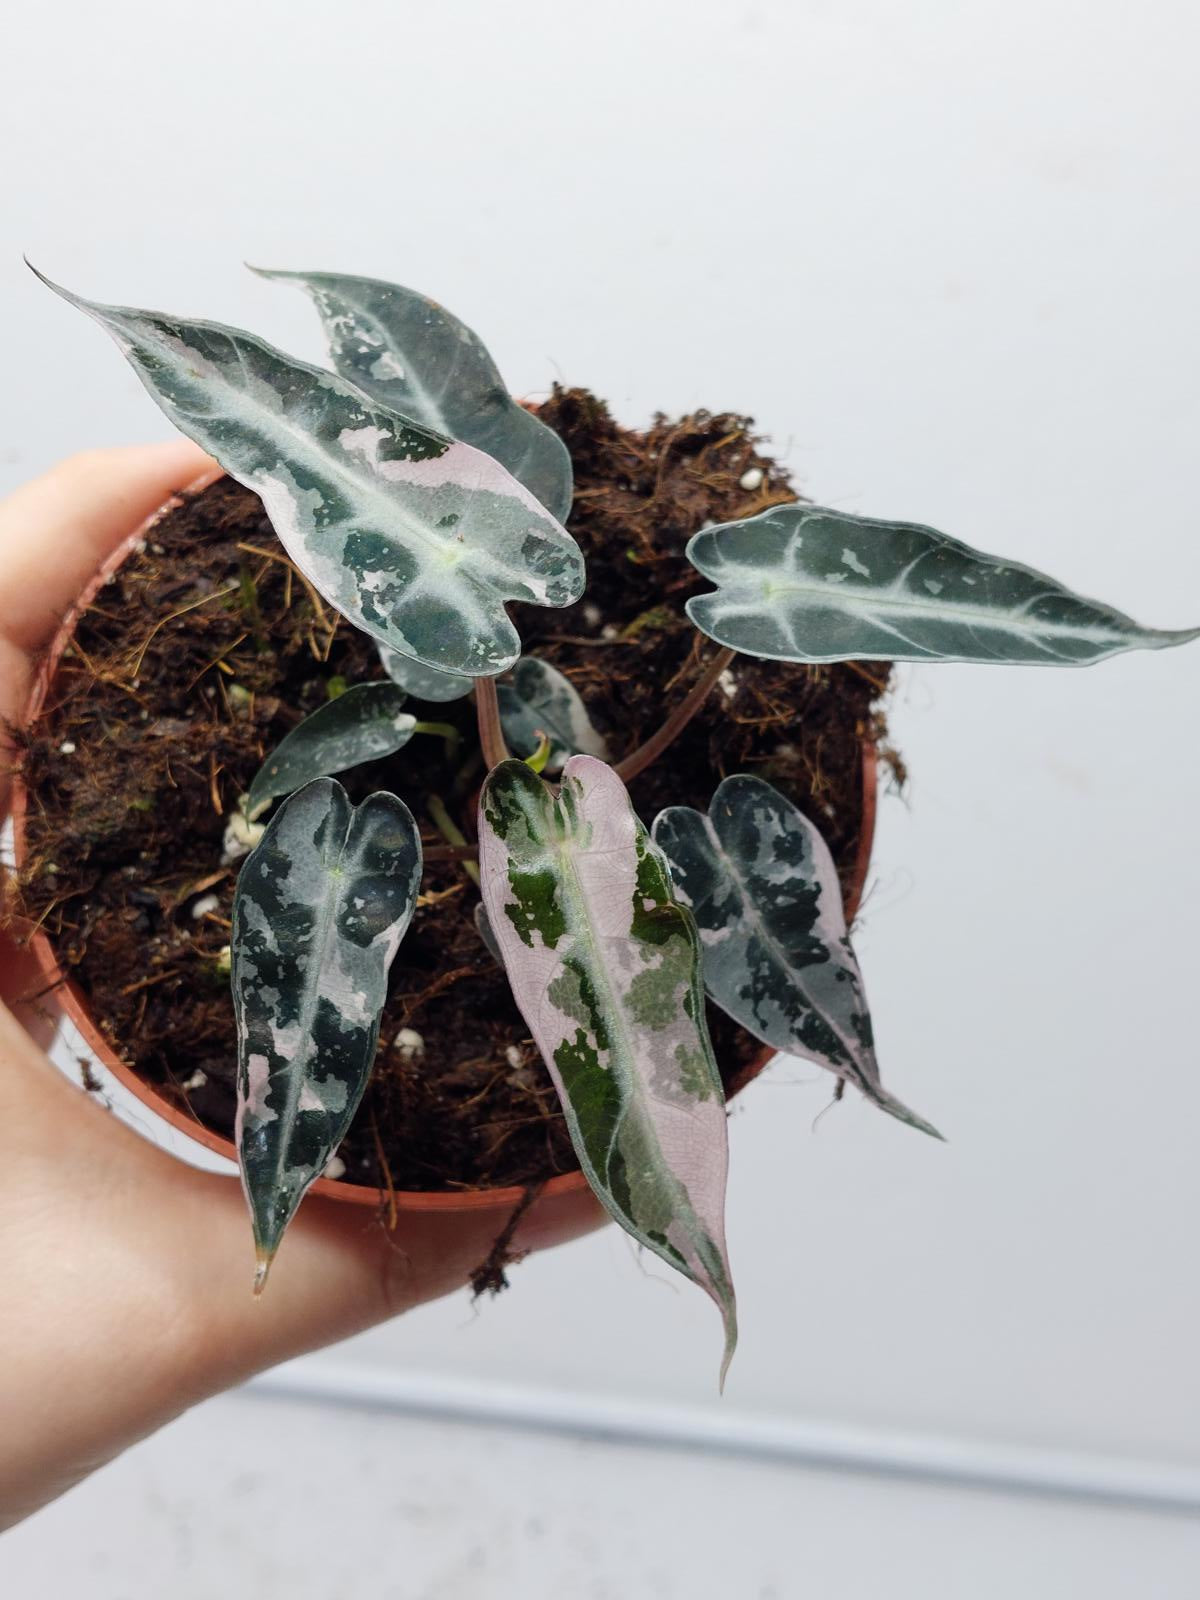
xmin=553 ymin=827 xmax=723 ymax=1293
xmin=267 ymin=831 xmax=354 ymax=1195
xmin=706 ymin=565 xmax=1152 ymax=644
xmin=554 ymin=831 xmax=647 ymax=1191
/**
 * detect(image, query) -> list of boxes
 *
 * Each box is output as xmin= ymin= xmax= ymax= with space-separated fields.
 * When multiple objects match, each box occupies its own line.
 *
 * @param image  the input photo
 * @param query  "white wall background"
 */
xmin=2 ymin=0 xmax=1199 ymax=1593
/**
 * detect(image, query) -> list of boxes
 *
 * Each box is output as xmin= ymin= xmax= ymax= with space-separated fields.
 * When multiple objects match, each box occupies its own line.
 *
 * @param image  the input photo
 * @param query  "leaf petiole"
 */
xmin=411 ymin=720 xmax=463 ymax=759
xmin=473 ymin=676 xmax=511 ymax=769
xmin=427 ymin=793 xmax=481 ymax=887
xmin=614 ymin=646 xmax=736 ymax=784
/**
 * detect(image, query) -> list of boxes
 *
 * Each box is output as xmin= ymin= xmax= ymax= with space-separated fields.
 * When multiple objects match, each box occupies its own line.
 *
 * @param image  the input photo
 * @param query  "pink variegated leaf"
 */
xmin=479 ymin=755 xmax=736 ymax=1382
xmin=33 ymin=267 xmax=585 ymax=679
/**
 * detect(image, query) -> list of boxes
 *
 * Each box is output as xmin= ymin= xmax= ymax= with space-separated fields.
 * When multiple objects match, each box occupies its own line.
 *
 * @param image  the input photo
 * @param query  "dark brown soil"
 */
xmin=13 ymin=388 xmax=894 ymax=1195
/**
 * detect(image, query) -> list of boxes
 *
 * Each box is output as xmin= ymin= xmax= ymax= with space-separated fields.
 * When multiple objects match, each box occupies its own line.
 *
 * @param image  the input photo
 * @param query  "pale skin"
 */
xmin=0 ymin=442 xmax=602 ymax=1531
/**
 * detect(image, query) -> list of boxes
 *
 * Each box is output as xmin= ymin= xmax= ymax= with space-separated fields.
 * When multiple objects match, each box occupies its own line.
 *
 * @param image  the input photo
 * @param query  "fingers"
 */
xmin=0 ymin=441 xmax=216 ymax=660
xmin=0 ymin=990 xmax=604 ymax=1395
xmin=0 ymin=971 xmax=605 ymax=1532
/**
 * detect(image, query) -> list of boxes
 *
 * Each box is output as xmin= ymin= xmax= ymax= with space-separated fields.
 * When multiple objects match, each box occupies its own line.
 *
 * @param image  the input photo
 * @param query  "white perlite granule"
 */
xmin=221 ymin=810 xmax=265 ymax=864
xmin=394 ymin=1028 xmax=425 ymax=1062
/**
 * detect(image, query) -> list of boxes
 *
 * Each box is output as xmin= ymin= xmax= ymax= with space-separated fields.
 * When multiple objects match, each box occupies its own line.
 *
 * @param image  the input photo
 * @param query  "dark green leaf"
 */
xmin=254 ymin=268 xmax=574 ymax=521
xmin=497 ymin=656 xmax=609 ymax=773
xmin=686 ymin=504 xmax=1199 ymax=665
xmin=245 ymin=682 xmax=416 ymax=820
xmin=232 ymin=779 xmax=422 ymax=1278
xmin=654 ymin=775 xmax=938 ymax=1137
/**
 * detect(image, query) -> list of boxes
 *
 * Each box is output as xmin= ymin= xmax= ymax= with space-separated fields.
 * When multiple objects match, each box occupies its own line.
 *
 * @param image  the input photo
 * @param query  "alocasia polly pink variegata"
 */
xmin=36 ymin=259 xmax=1199 ymax=1381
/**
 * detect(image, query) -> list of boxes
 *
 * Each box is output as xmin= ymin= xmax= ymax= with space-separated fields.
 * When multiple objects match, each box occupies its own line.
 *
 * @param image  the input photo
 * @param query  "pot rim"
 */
xmin=8 ymin=468 xmax=879 ymax=1213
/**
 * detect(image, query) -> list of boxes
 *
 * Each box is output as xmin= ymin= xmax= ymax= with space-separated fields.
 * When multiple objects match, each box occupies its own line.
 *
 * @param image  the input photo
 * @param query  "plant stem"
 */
xmin=423 ymin=842 xmax=479 ymax=863
xmin=614 ymin=646 xmax=736 ymax=784
xmin=473 ymin=675 xmax=510 ymax=769
xmin=427 ymin=794 xmax=481 ymax=887
xmin=411 ymin=720 xmax=463 ymax=757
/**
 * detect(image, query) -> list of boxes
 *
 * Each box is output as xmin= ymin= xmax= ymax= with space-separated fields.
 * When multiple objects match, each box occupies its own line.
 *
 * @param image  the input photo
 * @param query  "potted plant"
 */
xmin=11 ymin=265 xmax=1197 ymax=1381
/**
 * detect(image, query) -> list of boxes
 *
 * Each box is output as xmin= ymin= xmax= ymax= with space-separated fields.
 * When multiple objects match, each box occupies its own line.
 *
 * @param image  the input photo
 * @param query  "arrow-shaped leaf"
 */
xmin=34 ymin=267 xmax=585 ymax=678
xmin=497 ymin=656 xmax=610 ymax=773
xmin=378 ymin=643 xmax=472 ymax=703
xmin=232 ymin=778 xmax=422 ymax=1280
xmin=244 ymin=681 xmax=416 ymax=821
xmin=254 ymin=268 xmax=574 ymax=522
xmin=479 ymin=755 xmax=737 ymax=1380
xmin=686 ymin=503 xmax=1200 ymax=665
xmin=653 ymin=775 xmax=938 ymax=1137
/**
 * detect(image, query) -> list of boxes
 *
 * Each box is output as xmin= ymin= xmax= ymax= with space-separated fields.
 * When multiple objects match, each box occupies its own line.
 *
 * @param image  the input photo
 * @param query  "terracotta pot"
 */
xmin=8 ymin=469 xmax=879 ymax=1219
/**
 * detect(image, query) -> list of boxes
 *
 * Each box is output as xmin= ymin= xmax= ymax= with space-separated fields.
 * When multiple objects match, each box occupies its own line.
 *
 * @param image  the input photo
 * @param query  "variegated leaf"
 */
xmin=686 ymin=503 xmax=1200 ymax=665
xmin=378 ymin=643 xmax=472 ymax=703
xmin=232 ymin=778 xmax=421 ymax=1279
xmin=479 ymin=755 xmax=736 ymax=1380
xmin=35 ymin=268 xmax=585 ymax=677
xmin=254 ymin=268 xmax=574 ymax=522
xmin=653 ymin=775 xmax=939 ymax=1138
xmin=244 ymin=682 xmax=416 ymax=821
xmin=497 ymin=656 xmax=609 ymax=773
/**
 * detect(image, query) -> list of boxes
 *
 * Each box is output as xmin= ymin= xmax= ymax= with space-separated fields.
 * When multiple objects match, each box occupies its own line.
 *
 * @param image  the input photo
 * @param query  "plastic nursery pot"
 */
xmin=9 ymin=468 xmax=880 ymax=1224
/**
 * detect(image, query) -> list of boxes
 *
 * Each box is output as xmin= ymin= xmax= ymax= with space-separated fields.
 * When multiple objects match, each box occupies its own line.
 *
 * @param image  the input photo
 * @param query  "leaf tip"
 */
xmin=253 ymin=1249 xmax=274 ymax=1296
xmin=24 ymin=262 xmax=106 ymax=324
xmin=903 ymin=1107 xmax=945 ymax=1142
xmin=874 ymin=1087 xmax=944 ymax=1141
xmin=717 ymin=1306 xmax=738 ymax=1394
xmin=24 ymin=257 xmax=66 ymax=298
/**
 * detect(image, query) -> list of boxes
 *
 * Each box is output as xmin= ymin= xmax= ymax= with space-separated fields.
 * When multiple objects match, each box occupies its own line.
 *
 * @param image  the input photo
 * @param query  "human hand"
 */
xmin=0 ymin=444 xmax=602 ymax=1529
